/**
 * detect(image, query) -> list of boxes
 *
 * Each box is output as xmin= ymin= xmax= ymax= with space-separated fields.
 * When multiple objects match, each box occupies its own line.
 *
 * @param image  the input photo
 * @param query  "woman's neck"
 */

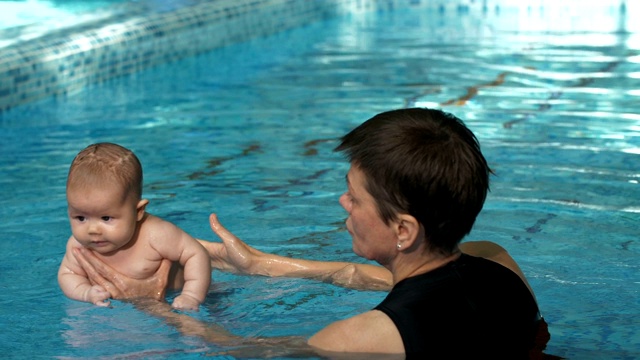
xmin=391 ymin=248 xmax=461 ymax=285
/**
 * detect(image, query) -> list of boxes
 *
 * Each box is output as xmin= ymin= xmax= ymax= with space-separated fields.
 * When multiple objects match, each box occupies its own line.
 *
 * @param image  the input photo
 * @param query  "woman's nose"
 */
xmin=339 ymin=192 xmax=351 ymax=212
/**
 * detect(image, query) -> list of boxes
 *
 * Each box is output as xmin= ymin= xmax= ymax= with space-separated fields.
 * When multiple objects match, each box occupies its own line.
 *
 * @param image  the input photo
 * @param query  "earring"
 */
xmin=397 ymin=243 xmax=402 ymax=249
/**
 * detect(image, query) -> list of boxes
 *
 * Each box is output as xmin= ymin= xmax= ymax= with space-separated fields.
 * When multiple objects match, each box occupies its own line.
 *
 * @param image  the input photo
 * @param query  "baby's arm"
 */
xmin=58 ymin=237 xmax=111 ymax=306
xmin=151 ymin=221 xmax=211 ymax=311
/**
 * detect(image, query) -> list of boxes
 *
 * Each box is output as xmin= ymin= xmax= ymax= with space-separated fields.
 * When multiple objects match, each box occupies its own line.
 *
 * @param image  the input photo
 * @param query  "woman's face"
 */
xmin=339 ymin=164 xmax=397 ymax=266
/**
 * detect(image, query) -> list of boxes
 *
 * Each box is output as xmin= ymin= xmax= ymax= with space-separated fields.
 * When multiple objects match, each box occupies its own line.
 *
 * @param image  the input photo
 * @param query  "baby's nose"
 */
xmin=88 ymin=221 xmax=101 ymax=234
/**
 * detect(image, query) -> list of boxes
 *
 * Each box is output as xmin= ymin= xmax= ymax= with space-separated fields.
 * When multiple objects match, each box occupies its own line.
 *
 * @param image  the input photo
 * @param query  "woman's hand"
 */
xmin=73 ymin=247 xmax=170 ymax=301
xmin=199 ymin=213 xmax=267 ymax=276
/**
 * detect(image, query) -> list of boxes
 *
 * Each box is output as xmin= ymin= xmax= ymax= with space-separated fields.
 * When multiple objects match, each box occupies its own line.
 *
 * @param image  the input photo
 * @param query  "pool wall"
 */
xmin=0 ymin=0 xmax=482 ymax=112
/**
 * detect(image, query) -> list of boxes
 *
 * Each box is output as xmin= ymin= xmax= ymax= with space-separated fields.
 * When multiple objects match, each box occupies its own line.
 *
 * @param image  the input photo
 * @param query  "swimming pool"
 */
xmin=1 ymin=1 xmax=639 ymax=359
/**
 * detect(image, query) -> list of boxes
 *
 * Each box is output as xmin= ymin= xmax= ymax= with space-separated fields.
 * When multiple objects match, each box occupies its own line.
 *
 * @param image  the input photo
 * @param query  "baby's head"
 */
xmin=67 ymin=142 xmax=143 ymax=200
xmin=66 ymin=143 xmax=146 ymax=253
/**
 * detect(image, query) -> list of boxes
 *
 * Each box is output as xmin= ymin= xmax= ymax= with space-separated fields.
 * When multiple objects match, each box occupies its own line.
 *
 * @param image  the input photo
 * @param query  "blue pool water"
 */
xmin=1 ymin=3 xmax=639 ymax=359
xmin=0 ymin=0 xmax=132 ymax=48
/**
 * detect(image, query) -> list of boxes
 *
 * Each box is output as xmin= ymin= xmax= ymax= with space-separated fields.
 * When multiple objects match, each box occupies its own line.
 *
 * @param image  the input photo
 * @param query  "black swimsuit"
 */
xmin=374 ymin=254 xmax=545 ymax=359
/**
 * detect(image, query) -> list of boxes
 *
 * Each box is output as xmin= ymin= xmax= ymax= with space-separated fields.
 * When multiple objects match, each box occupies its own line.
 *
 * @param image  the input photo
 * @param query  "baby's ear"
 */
xmin=136 ymin=199 xmax=149 ymax=221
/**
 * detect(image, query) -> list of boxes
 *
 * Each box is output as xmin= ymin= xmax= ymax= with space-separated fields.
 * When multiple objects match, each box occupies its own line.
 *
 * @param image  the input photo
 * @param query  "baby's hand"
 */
xmin=171 ymin=293 xmax=200 ymax=311
xmin=85 ymin=285 xmax=111 ymax=307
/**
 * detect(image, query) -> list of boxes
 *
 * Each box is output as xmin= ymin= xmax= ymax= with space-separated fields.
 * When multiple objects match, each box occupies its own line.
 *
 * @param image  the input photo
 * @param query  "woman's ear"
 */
xmin=136 ymin=199 xmax=149 ymax=221
xmin=394 ymin=214 xmax=421 ymax=250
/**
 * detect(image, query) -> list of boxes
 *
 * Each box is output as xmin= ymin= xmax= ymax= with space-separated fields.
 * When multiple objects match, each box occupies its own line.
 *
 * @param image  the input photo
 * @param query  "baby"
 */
xmin=58 ymin=142 xmax=211 ymax=310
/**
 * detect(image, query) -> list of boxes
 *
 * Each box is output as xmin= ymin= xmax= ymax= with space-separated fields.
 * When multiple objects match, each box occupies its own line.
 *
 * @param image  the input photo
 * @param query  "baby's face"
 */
xmin=66 ymin=183 xmax=140 ymax=254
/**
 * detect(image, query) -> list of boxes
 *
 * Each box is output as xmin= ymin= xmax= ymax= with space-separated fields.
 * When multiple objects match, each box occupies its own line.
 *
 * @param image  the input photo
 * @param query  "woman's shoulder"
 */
xmin=460 ymin=240 xmax=535 ymax=297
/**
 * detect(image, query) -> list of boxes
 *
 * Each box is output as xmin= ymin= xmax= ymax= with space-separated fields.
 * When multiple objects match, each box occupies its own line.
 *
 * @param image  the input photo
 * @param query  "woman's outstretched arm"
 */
xmin=203 ymin=214 xmax=392 ymax=291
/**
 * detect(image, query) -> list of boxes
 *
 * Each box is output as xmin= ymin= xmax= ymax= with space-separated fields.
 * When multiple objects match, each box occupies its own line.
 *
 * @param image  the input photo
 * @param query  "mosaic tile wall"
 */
xmin=0 ymin=0 xmax=480 ymax=112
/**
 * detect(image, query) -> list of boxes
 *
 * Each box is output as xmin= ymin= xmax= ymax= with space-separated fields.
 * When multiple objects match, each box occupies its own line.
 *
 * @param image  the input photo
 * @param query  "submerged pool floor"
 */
xmin=0 ymin=3 xmax=639 ymax=359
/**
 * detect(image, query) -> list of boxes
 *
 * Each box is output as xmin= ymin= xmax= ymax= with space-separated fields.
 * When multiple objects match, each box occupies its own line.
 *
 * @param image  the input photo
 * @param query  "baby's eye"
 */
xmin=76 ymin=216 xmax=86 ymax=222
xmin=101 ymin=216 xmax=112 ymax=222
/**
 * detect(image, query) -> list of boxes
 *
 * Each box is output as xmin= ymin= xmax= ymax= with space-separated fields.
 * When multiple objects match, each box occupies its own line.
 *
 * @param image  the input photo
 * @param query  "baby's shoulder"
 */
xmin=139 ymin=213 xmax=185 ymax=239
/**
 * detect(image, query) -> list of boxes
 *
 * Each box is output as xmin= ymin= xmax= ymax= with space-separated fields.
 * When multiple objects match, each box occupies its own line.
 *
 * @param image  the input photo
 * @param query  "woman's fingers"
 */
xmin=73 ymin=247 xmax=122 ymax=297
xmin=209 ymin=213 xmax=239 ymax=243
xmin=209 ymin=213 xmax=257 ymax=273
xmin=74 ymin=247 xmax=170 ymax=300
